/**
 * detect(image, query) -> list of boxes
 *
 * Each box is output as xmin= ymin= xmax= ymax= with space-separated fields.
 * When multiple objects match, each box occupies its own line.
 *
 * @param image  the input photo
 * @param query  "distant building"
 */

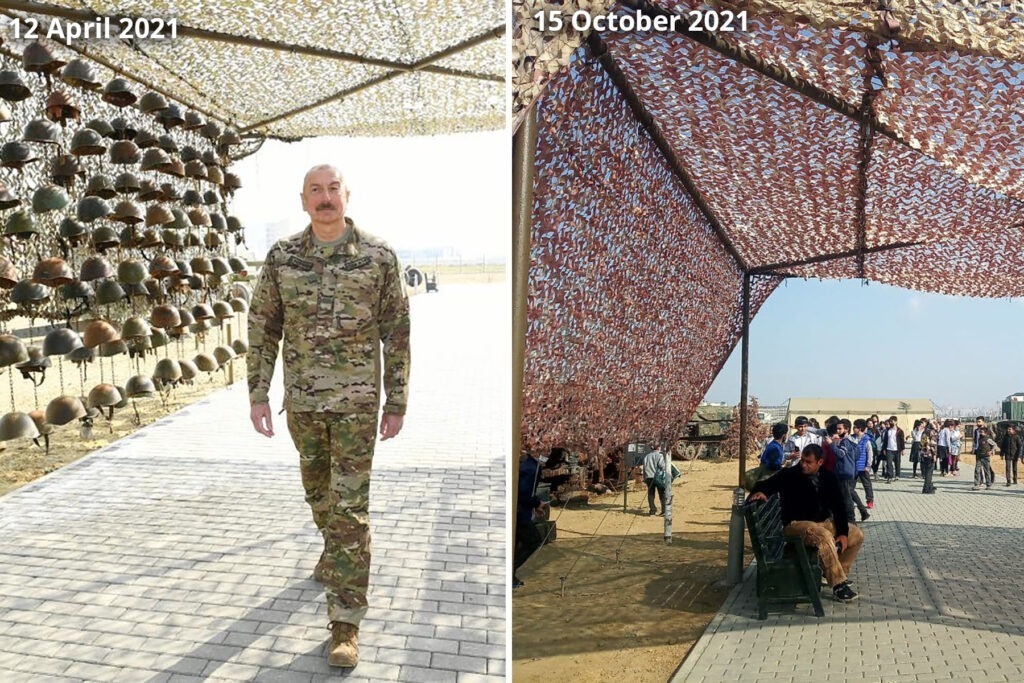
xmin=785 ymin=398 xmax=935 ymax=430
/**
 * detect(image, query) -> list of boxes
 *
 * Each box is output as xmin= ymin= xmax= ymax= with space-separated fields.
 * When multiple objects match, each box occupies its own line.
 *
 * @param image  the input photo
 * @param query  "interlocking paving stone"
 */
xmin=673 ymin=474 xmax=1024 ymax=682
xmin=0 ymin=284 xmax=505 ymax=681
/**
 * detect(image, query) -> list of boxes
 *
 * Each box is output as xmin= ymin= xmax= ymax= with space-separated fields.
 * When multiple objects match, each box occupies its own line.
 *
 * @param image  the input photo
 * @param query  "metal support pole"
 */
xmin=512 ymin=106 xmax=537 ymax=562
xmin=721 ymin=272 xmax=751 ymax=586
xmin=662 ymin=439 xmax=673 ymax=544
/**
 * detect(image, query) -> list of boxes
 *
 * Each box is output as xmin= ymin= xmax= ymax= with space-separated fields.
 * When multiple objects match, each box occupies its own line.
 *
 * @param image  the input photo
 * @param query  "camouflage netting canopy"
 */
xmin=515 ymin=0 xmax=1024 ymax=452
xmin=1 ymin=0 xmax=505 ymax=139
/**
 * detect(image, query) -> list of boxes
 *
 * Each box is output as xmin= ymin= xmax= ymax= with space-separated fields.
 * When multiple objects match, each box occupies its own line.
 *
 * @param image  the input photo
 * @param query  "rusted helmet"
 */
xmin=111 ymin=200 xmax=144 ymax=225
xmin=191 ymin=303 xmax=214 ymax=320
xmin=4 ymin=211 xmax=37 ymax=239
xmin=199 ymin=120 xmax=222 ymax=140
xmin=148 ymin=254 xmax=178 ymax=278
xmin=183 ymin=110 xmax=205 ymax=131
xmin=0 ymin=71 xmax=31 ymax=102
xmin=23 ymin=42 xmax=65 ymax=74
xmin=70 ymin=128 xmax=106 ymax=157
xmin=77 ymin=197 xmax=111 ymax=223
xmin=110 ymin=117 xmax=138 ymax=141
xmin=102 ymin=78 xmax=136 ymax=107
xmin=188 ymin=208 xmax=211 ymax=227
xmin=156 ymin=134 xmax=178 ymax=154
xmin=114 ymin=172 xmax=141 ymax=195
xmin=149 ymin=304 xmax=181 ymax=329
xmin=211 ymin=300 xmax=233 ymax=320
xmin=210 ymin=257 xmax=231 ymax=277
xmin=0 ymin=183 xmax=19 ymax=210
xmin=0 ymin=141 xmax=38 ymax=169
xmin=0 ymin=412 xmax=39 ymax=441
xmin=49 ymin=154 xmax=84 ymax=188
xmin=28 ymin=410 xmax=53 ymax=437
xmin=145 ymin=204 xmax=174 ymax=228
xmin=16 ymin=346 xmax=51 ymax=375
xmin=218 ymin=128 xmax=242 ymax=147
xmin=213 ymin=345 xmax=236 ymax=366
xmin=204 ymin=190 xmax=222 ymax=207
xmin=90 ymin=227 xmax=120 ymax=253
xmin=10 ymin=279 xmax=48 ymax=305
xmin=59 ymin=280 xmax=93 ymax=303
xmin=121 ymin=316 xmax=151 ymax=339
xmin=138 ymin=91 xmax=168 ymax=115
xmin=23 ymin=119 xmax=60 ymax=145
xmin=160 ymin=183 xmax=182 ymax=202
xmin=87 ymin=383 xmax=122 ymax=408
xmin=45 ymin=395 xmax=87 ymax=426
xmin=139 ymin=229 xmax=162 ymax=250
xmin=45 ymin=90 xmax=79 ymax=125
xmin=157 ymin=103 xmax=184 ymax=130
xmin=59 ymin=217 xmax=88 ymax=246
xmin=109 ymin=140 xmax=141 ymax=165
xmin=229 ymin=297 xmax=249 ymax=313
xmin=116 ymin=259 xmax=147 ymax=285
xmin=93 ymin=278 xmax=125 ymax=305
xmin=0 ymin=334 xmax=28 ymax=367
xmin=231 ymin=339 xmax=249 ymax=355
xmin=137 ymin=180 xmax=162 ymax=202
xmin=125 ymin=374 xmax=157 ymax=398
xmin=31 ymin=185 xmax=70 ymax=213
xmin=83 ymin=320 xmax=120 ymax=348
xmin=162 ymin=157 xmax=185 ymax=178
xmin=207 ymin=166 xmax=224 ymax=186
xmin=32 ymin=258 xmax=73 ymax=286
xmin=134 ymin=129 xmax=158 ymax=149
xmin=0 ymin=258 xmax=18 ymax=288
xmin=99 ymin=340 xmax=128 ymax=359
xmin=184 ymin=159 xmax=207 ymax=180
xmin=85 ymin=175 xmax=116 ymax=199
xmin=140 ymin=147 xmax=171 ymax=172
xmin=43 ymin=328 xmax=82 ymax=357
xmin=60 ymin=59 xmax=101 ymax=90
xmin=193 ymin=352 xmax=217 ymax=373
xmin=223 ymin=172 xmax=242 ymax=192
xmin=85 ymin=118 xmax=115 ymax=138
xmin=153 ymin=358 xmax=182 ymax=382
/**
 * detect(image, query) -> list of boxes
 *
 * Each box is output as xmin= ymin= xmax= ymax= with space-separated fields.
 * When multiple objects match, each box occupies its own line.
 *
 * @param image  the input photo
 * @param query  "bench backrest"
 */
xmin=744 ymin=493 xmax=786 ymax=565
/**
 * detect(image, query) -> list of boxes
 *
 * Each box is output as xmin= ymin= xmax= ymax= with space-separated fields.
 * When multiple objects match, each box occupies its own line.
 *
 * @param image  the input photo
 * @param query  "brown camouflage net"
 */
xmin=521 ymin=2 xmax=1024 ymax=452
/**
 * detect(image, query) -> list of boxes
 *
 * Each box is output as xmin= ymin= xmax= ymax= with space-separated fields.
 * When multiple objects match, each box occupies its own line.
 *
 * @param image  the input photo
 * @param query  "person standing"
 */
xmin=909 ymin=419 xmax=923 ymax=478
xmin=972 ymin=417 xmax=995 ymax=490
xmin=919 ymin=419 xmax=938 ymax=494
xmin=853 ymin=419 xmax=875 ymax=509
xmin=643 ymin=447 xmax=667 ymax=516
xmin=949 ymin=419 xmax=963 ymax=475
xmin=247 ymin=164 xmax=411 ymax=668
xmin=1001 ymin=424 xmax=1022 ymax=486
xmin=938 ymin=419 xmax=952 ymax=477
xmin=515 ymin=452 xmax=549 ymax=588
xmin=884 ymin=416 xmax=905 ymax=482
xmin=833 ymin=419 xmax=869 ymax=522
xmin=785 ymin=416 xmax=821 ymax=464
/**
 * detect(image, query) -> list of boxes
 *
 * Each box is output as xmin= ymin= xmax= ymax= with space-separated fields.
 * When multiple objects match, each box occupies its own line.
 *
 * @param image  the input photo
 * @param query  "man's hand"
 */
xmin=749 ymin=492 xmax=767 ymax=503
xmin=380 ymin=413 xmax=404 ymax=440
xmin=250 ymin=403 xmax=274 ymax=437
xmin=836 ymin=534 xmax=849 ymax=553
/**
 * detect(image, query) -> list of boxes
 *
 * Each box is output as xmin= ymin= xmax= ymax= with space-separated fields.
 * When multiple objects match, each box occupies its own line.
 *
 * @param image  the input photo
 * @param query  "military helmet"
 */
xmin=0 ymin=183 xmax=19 ymax=210
xmin=157 ymin=103 xmax=184 ymax=130
xmin=121 ymin=316 xmax=151 ymax=339
xmin=218 ymin=128 xmax=242 ymax=147
xmin=191 ymin=303 xmax=214 ymax=320
xmin=85 ymin=175 xmax=116 ymax=199
xmin=190 ymin=318 xmax=211 ymax=334
xmin=83 ymin=320 xmax=120 ymax=348
xmin=211 ymin=301 xmax=233 ymax=320
xmin=231 ymin=339 xmax=249 ymax=355
xmin=43 ymin=328 xmax=83 ymax=357
xmin=58 ymin=280 xmax=93 ymax=303
xmin=182 ymin=189 xmax=202 ymax=206
xmin=60 ymin=59 xmax=101 ymax=90
xmin=210 ymin=257 xmax=231 ymax=277
xmin=189 ymin=257 xmax=213 ymax=275
xmin=229 ymin=297 xmax=249 ymax=314
xmin=98 ymin=340 xmax=128 ymax=358
xmin=93 ymin=278 xmax=124 ymax=304
xmin=0 ymin=257 xmax=18 ymax=288
xmin=228 ymin=257 xmax=248 ymax=275
xmin=77 ymin=196 xmax=111 ymax=223
xmin=110 ymin=117 xmax=138 ymax=141
xmin=134 ymin=129 xmax=158 ymax=149
xmin=161 ymin=183 xmax=182 ymax=202
xmin=137 ymin=180 xmax=162 ymax=202
xmin=156 ymin=134 xmax=178 ymax=154
xmin=70 ymin=128 xmax=106 ymax=156
xmin=139 ymin=229 xmax=162 ymax=250
xmin=16 ymin=346 xmax=51 ymax=374
xmin=179 ymin=145 xmax=199 ymax=163
xmin=59 ymin=217 xmax=89 ymax=246
xmin=178 ymin=358 xmax=198 ymax=381
xmin=125 ymin=374 xmax=157 ymax=398
xmin=207 ymin=166 xmax=224 ymax=186
xmin=32 ymin=258 xmax=73 ymax=286
xmin=0 ymin=141 xmax=37 ymax=169
xmin=0 ymin=334 xmax=28 ymax=367
xmin=223 ymin=173 xmax=242 ymax=191
xmin=10 ymin=279 xmax=48 ymax=304
xmin=45 ymin=90 xmax=79 ymax=125
xmin=161 ymin=229 xmax=183 ymax=248
xmin=102 ymin=78 xmax=136 ymax=107
xmin=199 ymin=121 xmax=222 ymax=140
xmin=140 ymin=147 xmax=170 ymax=172
xmin=176 ymin=307 xmax=195 ymax=327
xmin=23 ymin=42 xmax=65 ymax=74
xmin=31 ymin=185 xmax=70 ymax=213
xmin=188 ymin=208 xmax=211 ymax=227
xmin=0 ymin=71 xmax=31 ymax=102
xmin=193 ymin=352 xmax=217 ymax=372
xmin=153 ymin=358 xmax=182 ymax=382
xmin=183 ymin=110 xmax=205 ymax=131
xmin=149 ymin=304 xmax=181 ymax=329
xmin=145 ymin=204 xmax=174 ymax=227
xmin=87 ymin=383 xmax=122 ymax=408
xmin=4 ymin=210 xmax=36 ymax=239
xmin=213 ymin=345 xmax=235 ymax=366
xmin=90 ymin=227 xmax=120 ymax=252
xmin=186 ymin=273 xmax=204 ymax=289
xmin=184 ymin=159 xmax=207 ymax=180
xmin=23 ymin=119 xmax=60 ymax=145
xmin=139 ymin=91 xmax=168 ymax=115
xmin=148 ymin=254 xmax=178 ymax=278
xmin=0 ymin=412 xmax=39 ymax=441
xmin=114 ymin=172 xmax=141 ymax=195
xmin=45 ymin=395 xmax=87 ymax=426
xmin=109 ymin=140 xmax=141 ymax=165
xmin=163 ymin=157 xmax=185 ymax=178
xmin=111 ymin=200 xmax=144 ymax=225
xmin=49 ymin=154 xmax=84 ymax=187
xmin=201 ymin=150 xmax=220 ymax=167
xmin=85 ymin=118 xmax=115 ymax=138
xmin=150 ymin=327 xmax=170 ymax=347
xmin=117 ymin=259 xmax=147 ymax=285
xmin=66 ymin=346 xmax=94 ymax=365
xmin=205 ymin=190 xmax=222 ymax=207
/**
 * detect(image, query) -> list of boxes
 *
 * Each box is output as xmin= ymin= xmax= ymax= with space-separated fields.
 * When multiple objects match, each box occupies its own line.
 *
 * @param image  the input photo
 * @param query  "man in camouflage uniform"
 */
xmin=247 ymin=164 xmax=410 ymax=668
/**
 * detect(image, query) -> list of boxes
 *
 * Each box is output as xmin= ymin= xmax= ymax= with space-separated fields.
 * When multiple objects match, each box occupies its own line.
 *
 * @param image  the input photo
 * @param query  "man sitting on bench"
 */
xmin=749 ymin=443 xmax=864 ymax=603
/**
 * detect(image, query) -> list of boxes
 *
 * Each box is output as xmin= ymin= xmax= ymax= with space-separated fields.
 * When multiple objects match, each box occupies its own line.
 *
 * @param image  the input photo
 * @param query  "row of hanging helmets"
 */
xmin=0 ymin=39 xmax=255 ymax=450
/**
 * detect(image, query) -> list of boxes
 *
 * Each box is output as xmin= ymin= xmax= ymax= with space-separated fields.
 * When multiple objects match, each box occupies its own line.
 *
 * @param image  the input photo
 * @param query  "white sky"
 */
xmin=228 ymin=131 xmax=508 ymax=260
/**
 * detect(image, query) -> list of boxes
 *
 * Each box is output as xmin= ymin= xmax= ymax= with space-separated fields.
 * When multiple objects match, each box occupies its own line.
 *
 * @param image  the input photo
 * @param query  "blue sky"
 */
xmin=703 ymin=278 xmax=1022 ymax=413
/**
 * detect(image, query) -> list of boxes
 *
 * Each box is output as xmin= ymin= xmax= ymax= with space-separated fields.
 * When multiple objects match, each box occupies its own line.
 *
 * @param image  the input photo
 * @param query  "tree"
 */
xmin=720 ymin=396 xmax=770 ymax=461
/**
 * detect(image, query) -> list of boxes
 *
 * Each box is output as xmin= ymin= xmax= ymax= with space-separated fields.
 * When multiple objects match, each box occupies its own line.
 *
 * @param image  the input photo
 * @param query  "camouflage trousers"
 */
xmin=286 ymin=411 xmax=377 ymax=626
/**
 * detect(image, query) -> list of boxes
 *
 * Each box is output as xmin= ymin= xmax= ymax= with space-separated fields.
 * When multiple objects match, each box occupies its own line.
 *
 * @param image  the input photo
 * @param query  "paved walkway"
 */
xmin=0 ymin=283 xmax=505 ymax=683
xmin=673 ymin=469 xmax=1024 ymax=683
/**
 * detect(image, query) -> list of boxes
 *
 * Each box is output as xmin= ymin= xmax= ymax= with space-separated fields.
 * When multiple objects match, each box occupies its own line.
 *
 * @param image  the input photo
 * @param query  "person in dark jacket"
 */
xmin=1001 ymin=424 xmax=1022 ymax=486
xmin=831 ymin=419 xmax=868 ymax=523
xmin=749 ymin=443 xmax=864 ymax=602
xmin=514 ymin=452 xmax=549 ymax=588
xmin=973 ymin=417 xmax=996 ymax=490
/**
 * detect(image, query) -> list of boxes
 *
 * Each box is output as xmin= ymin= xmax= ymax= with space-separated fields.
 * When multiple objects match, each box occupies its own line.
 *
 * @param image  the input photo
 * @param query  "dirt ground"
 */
xmin=512 ymin=457 xmax=749 ymax=683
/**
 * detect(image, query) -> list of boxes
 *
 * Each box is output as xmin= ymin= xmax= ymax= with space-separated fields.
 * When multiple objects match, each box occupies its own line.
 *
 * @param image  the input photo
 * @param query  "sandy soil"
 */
xmin=512 ymin=457 xmax=749 ymax=683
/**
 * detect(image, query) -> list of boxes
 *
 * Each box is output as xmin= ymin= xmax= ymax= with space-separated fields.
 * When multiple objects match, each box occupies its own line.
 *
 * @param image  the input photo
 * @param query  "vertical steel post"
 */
xmin=723 ymin=272 xmax=751 ymax=585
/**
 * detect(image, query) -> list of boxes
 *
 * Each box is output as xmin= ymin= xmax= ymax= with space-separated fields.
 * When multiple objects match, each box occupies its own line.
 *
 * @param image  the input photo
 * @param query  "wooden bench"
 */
xmin=744 ymin=493 xmax=824 ymax=620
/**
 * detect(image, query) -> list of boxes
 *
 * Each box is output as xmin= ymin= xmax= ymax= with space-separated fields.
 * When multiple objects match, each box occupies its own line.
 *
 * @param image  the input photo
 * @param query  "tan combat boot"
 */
xmin=313 ymin=551 xmax=326 ymax=582
xmin=328 ymin=622 xmax=359 ymax=667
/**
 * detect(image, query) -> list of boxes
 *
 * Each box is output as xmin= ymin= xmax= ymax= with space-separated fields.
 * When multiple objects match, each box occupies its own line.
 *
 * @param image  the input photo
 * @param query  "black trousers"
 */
xmin=646 ymin=478 xmax=666 ymax=513
xmin=514 ymin=519 xmax=543 ymax=575
xmin=921 ymin=457 xmax=936 ymax=492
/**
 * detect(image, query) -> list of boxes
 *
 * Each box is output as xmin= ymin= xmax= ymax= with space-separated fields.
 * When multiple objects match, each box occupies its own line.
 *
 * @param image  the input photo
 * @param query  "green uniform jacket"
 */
xmin=246 ymin=218 xmax=410 ymax=415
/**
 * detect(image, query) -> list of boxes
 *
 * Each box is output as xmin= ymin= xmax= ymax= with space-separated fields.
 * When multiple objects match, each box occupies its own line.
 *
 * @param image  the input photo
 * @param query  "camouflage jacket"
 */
xmin=247 ymin=218 xmax=410 ymax=415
